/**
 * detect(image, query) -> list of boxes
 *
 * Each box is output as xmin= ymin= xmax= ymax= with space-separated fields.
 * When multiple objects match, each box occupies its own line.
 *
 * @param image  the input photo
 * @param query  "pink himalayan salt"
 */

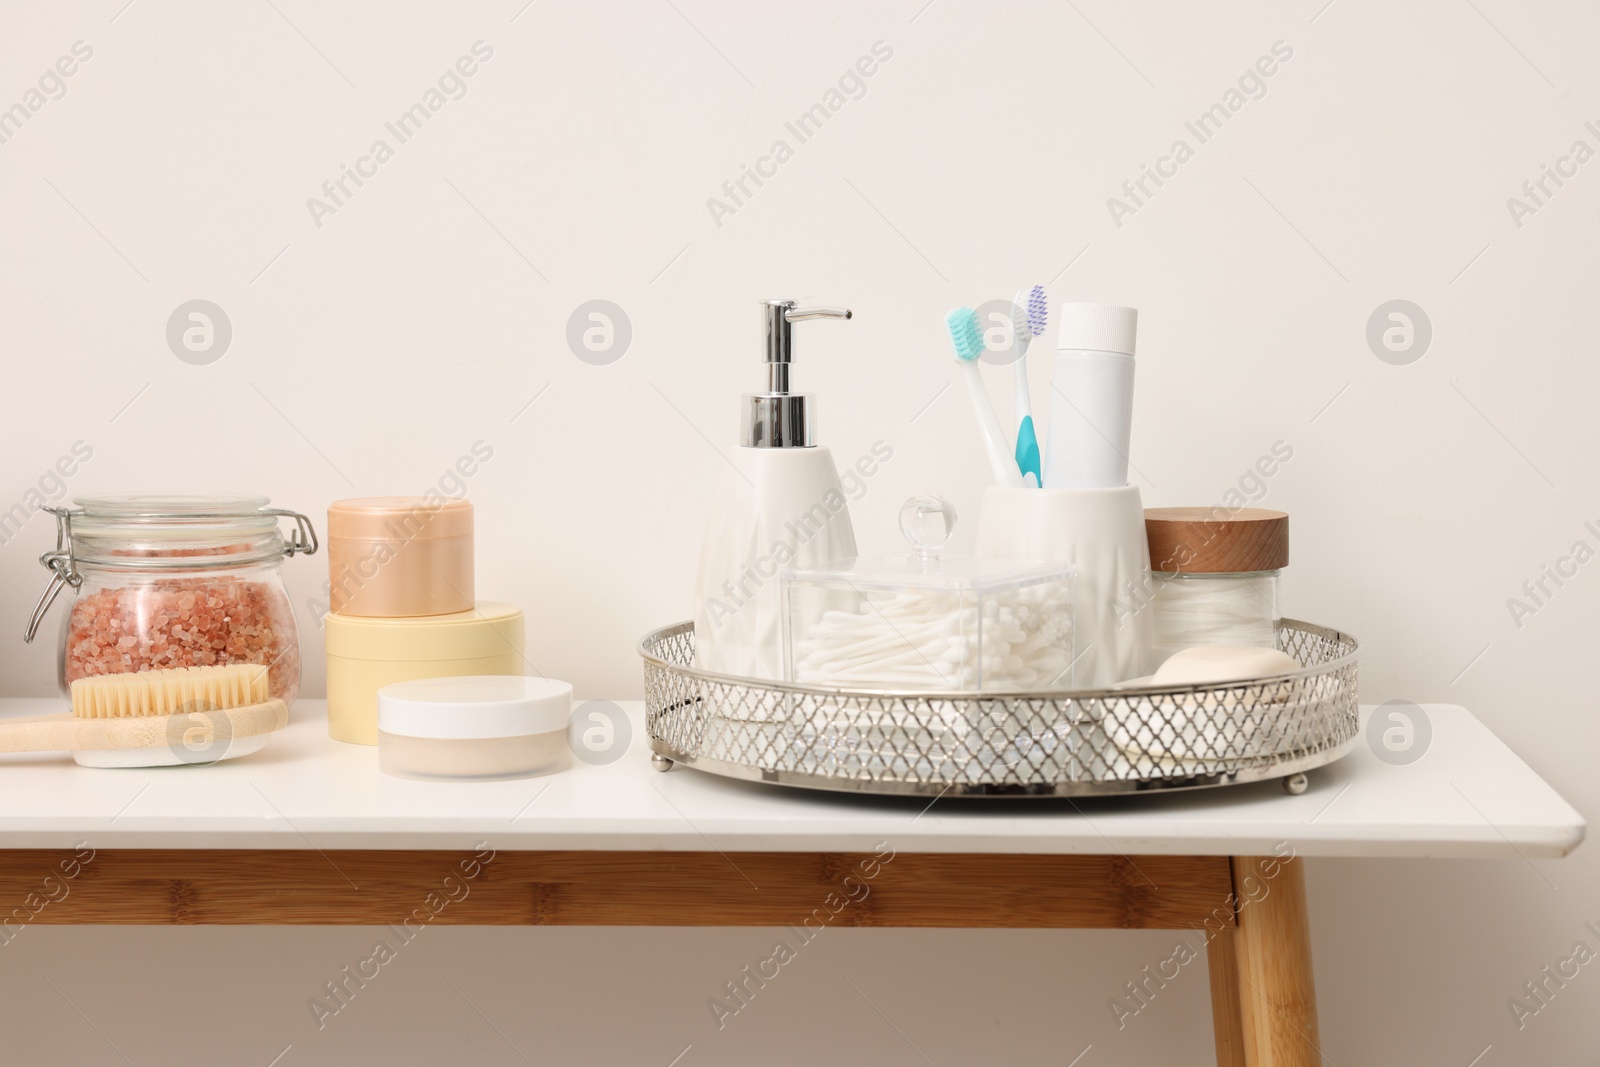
xmin=64 ymin=577 xmax=299 ymax=703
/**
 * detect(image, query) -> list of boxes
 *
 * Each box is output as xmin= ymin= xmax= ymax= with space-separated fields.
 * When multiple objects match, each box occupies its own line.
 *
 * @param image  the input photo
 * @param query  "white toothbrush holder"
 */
xmin=974 ymin=485 xmax=1153 ymax=688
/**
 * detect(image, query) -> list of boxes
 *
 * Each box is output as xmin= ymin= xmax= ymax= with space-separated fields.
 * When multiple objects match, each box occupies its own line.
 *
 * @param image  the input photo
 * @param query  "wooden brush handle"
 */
xmin=0 ymin=713 xmax=86 ymax=753
xmin=0 ymin=700 xmax=289 ymax=754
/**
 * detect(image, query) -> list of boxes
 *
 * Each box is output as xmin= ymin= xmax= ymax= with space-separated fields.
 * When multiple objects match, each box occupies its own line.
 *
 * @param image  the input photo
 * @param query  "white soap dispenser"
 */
xmin=693 ymin=299 xmax=858 ymax=679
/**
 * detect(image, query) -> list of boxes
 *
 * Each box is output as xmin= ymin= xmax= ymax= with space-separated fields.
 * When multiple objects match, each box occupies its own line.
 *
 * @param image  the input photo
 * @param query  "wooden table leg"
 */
xmin=1208 ymin=921 xmax=1248 ymax=1067
xmin=1208 ymin=855 xmax=1322 ymax=1067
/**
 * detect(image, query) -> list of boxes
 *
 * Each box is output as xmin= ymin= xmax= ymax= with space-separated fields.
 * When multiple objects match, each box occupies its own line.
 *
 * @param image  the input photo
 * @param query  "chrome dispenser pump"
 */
xmin=693 ymin=297 xmax=860 ymax=679
xmin=742 ymin=300 xmax=852 ymax=448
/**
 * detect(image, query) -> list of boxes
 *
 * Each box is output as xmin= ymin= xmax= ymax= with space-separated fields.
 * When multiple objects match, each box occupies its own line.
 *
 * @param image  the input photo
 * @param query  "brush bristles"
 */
xmin=70 ymin=664 xmax=270 ymax=719
xmin=945 ymin=307 xmax=985 ymax=362
xmin=1010 ymin=286 xmax=1048 ymax=345
xmin=1025 ymin=285 xmax=1049 ymax=336
xmin=1010 ymin=296 xmax=1031 ymax=345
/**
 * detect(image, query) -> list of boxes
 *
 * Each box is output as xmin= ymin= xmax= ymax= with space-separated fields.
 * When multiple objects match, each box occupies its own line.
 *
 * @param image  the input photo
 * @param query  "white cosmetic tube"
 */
xmin=1043 ymin=304 xmax=1138 ymax=489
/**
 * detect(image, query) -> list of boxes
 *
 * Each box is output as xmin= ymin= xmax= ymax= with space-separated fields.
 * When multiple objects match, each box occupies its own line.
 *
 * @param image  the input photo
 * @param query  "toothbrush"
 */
xmin=1010 ymin=285 xmax=1048 ymax=488
xmin=946 ymin=307 xmax=1024 ymax=488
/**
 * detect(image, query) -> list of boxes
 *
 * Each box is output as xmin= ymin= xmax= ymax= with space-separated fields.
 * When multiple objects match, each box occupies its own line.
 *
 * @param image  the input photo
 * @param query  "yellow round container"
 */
xmin=324 ymin=601 xmax=525 ymax=745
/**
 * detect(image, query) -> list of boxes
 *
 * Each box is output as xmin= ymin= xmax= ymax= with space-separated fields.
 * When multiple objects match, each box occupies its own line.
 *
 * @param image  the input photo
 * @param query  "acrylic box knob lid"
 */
xmin=899 ymin=492 xmax=955 ymax=563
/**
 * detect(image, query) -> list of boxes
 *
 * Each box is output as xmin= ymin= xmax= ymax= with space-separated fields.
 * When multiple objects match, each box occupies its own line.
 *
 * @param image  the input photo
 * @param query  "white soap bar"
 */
xmin=1150 ymin=645 xmax=1301 ymax=687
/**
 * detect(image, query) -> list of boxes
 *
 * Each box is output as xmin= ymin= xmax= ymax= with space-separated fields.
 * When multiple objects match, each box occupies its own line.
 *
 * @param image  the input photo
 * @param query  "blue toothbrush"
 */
xmin=946 ymin=307 xmax=1024 ymax=488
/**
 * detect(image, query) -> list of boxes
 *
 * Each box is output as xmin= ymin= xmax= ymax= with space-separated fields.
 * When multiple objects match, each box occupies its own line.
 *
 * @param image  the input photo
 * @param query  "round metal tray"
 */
xmin=638 ymin=619 xmax=1359 ymax=798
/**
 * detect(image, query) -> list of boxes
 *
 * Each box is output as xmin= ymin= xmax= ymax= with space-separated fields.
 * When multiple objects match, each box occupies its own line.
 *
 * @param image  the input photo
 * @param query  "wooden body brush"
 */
xmin=0 ymin=664 xmax=288 ymax=768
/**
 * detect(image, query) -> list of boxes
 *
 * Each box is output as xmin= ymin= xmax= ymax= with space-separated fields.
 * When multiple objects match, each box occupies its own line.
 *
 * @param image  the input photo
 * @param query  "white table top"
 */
xmin=0 ymin=700 xmax=1582 ymax=859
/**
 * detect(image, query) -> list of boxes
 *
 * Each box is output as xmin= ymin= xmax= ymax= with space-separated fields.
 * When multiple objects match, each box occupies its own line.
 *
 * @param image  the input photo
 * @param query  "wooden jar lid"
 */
xmin=1145 ymin=507 xmax=1289 ymax=574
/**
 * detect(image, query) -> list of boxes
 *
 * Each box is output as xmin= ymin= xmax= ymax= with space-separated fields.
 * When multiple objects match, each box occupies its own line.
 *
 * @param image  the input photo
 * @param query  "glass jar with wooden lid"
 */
xmin=1144 ymin=507 xmax=1289 ymax=671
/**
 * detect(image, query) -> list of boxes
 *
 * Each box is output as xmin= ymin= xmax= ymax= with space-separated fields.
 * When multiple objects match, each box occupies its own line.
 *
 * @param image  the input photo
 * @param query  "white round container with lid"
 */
xmin=377 ymin=675 xmax=572 ymax=781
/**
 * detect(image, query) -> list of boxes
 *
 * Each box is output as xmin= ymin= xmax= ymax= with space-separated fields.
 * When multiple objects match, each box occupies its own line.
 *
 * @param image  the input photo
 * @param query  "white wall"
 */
xmin=0 ymin=0 xmax=1596 ymax=1062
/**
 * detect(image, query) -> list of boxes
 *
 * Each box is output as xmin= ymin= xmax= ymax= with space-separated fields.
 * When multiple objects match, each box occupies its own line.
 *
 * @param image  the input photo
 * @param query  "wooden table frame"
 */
xmin=0 ymin=847 xmax=1320 ymax=1067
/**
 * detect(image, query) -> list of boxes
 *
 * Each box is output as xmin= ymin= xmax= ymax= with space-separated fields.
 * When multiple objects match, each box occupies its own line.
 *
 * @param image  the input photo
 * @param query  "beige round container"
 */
xmin=377 ymin=676 xmax=573 ymax=782
xmin=324 ymin=601 xmax=524 ymax=745
xmin=327 ymin=497 xmax=474 ymax=617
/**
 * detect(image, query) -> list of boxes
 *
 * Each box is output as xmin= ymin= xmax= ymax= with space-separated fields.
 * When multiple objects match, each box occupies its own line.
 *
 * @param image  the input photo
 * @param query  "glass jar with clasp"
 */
xmin=24 ymin=495 xmax=318 ymax=704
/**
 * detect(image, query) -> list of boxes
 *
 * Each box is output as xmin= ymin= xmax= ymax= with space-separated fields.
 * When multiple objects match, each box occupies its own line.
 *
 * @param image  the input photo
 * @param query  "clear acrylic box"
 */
xmin=781 ymin=495 xmax=1075 ymax=692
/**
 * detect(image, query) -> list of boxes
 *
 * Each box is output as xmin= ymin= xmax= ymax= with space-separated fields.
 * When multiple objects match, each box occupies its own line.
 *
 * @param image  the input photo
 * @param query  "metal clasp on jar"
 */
xmin=24 ymin=506 xmax=81 ymax=644
xmin=263 ymin=508 xmax=320 ymax=558
xmin=22 ymin=506 xmax=319 ymax=643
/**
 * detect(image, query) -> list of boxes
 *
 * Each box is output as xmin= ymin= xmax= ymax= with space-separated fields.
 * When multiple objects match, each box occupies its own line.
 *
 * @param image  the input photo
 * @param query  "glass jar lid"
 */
xmin=65 ymin=494 xmax=310 ymax=564
xmin=72 ymin=494 xmax=278 ymax=537
xmin=23 ymin=495 xmax=318 ymax=643
xmin=74 ymin=492 xmax=274 ymax=518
